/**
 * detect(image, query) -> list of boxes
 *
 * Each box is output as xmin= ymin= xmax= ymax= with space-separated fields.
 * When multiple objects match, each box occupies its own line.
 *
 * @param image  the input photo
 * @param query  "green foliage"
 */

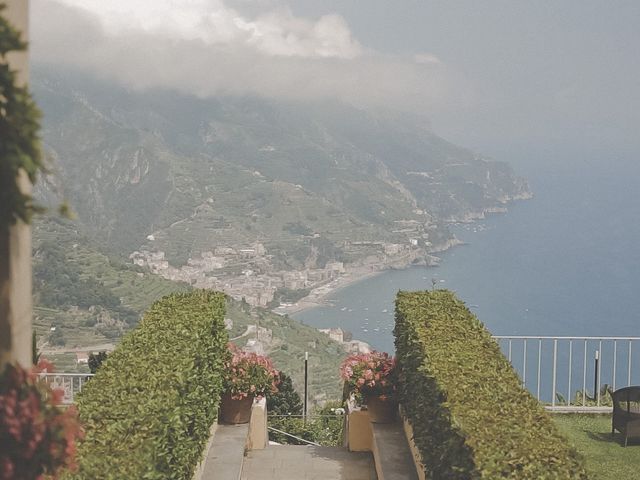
xmin=268 ymin=402 xmax=345 ymax=447
xmin=282 ymin=222 xmax=313 ymax=236
xmin=0 ymin=4 xmax=43 ymax=230
xmin=49 ymin=328 xmax=65 ymax=347
xmin=268 ymin=287 xmax=310 ymax=308
xmin=34 ymin=241 xmax=126 ymax=312
xmin=561 ymin=386 xmax=613 ymax=407
xmin=31 ymin=331 xmax=40 ymax=365
xmin=67 ymin=291 xmax=228 ymax=480
xmin=266 ymin=371 xmax=303 ymax=416
xmin=87 ymin=351 xmax=107 ymax=374
xmin=394 ymin=290 xmax=589 ymax=479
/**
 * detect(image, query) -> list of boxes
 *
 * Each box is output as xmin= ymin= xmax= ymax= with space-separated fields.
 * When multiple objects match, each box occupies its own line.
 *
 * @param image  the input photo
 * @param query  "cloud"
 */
xmin=50 ymin=0 xmax=362 ymax=59
xmin=31 ymin=0 xmax=453 ymax=112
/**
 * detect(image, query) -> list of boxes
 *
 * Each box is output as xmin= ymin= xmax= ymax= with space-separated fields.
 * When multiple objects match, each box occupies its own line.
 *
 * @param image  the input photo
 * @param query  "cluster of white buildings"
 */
xmin=129 ymin=246 xmax=346 ymax=308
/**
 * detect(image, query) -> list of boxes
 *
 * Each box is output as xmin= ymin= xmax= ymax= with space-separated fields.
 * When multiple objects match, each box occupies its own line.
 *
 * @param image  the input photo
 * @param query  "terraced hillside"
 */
xmin=33 ymin=67 xmax=529 ymax=269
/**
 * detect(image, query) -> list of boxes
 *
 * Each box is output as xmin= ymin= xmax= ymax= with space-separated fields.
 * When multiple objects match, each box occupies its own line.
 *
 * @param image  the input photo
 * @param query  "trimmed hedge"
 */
xmin=67 ymin=291 xmax=228 ymax=479
xmin=395 ymin=290 xmax=588 ymax=479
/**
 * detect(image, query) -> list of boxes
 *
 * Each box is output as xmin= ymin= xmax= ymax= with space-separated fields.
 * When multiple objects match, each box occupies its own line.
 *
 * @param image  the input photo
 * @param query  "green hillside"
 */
xmin=33 ymin=67 xmax=529 ymax=268
xmin=33 ymin=219 xmax=343 ymax=401
xmin=31 ymin=66 xmax=528 ymax=403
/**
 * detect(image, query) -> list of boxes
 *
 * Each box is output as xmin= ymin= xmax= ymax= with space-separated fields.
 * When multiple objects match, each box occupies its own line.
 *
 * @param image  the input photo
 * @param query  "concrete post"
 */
xmin=246 ymin=397 xmax=268 ymax=450
xmin=0 ymin=0 xmax=33 ymax=371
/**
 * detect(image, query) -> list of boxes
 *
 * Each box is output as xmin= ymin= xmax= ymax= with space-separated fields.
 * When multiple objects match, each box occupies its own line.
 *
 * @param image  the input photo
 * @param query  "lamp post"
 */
xmin=594 ymin=349 xmax=599 ymax=402
xmin=304 ymin=351 xmax=308 ymax=421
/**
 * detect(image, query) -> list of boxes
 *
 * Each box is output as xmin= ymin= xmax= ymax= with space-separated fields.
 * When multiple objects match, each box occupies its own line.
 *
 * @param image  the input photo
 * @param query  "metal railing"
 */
xmin=38 ymin=373 xmax=94 ymax=405
xmin=267 ymin=414 xmax=344 ymax=446
xmin=493 ymin=336 xmax=640 ymax=410
xmin=267 ymin=426 xmax=321 ymax=446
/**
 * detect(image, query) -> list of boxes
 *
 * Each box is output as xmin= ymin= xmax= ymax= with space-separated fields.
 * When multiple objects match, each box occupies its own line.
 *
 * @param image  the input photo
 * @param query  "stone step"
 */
xmin=241 ymin=445 xmax=377 ymax=480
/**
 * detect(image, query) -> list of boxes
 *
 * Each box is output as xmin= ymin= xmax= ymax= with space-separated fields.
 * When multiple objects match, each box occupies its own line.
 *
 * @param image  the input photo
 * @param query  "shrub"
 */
xmin=67 ymin=291 xmax=228 ymax=480
xmin=268 ymin=402 xmax=345 ymax=446
xmin=0 ymin=361 xmax=82 ymax=480
xmin=340 ymin=351 xmax=396 ymax=403
xmin=87 ymin=352 xmax=107 ymax=374
xmin=394 ymin=290 xmax=588 ymax=479
xmin=266 ymin=371 xmax=302 ymax=416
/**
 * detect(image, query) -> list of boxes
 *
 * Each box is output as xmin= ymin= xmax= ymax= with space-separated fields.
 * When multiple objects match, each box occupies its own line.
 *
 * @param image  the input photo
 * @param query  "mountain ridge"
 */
xmin=33 ymin=66 xmax=530 ymax=270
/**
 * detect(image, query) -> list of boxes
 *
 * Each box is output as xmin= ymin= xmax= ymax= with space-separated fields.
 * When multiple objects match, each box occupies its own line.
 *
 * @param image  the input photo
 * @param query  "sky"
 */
xmin=30 ymin=0 xmax=640 ymax=159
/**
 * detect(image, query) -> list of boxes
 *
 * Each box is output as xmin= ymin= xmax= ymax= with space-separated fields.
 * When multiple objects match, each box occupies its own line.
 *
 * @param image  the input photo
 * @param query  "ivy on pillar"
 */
xmin=0 ymin=0 xmax=42 ymax=370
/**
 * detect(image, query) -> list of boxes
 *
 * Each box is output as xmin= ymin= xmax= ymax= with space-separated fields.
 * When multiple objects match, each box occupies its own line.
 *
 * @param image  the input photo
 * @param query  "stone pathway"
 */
xmin=200 ymin=424 xmax=249 ymax=480
xmin=371 ymin=423 xmax=418 ymax=480
xmin=240 ymin=445 xmax=377 ymax=480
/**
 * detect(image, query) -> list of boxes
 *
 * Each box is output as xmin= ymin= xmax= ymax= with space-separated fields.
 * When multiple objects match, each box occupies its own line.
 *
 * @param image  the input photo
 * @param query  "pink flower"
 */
xmin=340 ymin=350 xmax=396 ymax=399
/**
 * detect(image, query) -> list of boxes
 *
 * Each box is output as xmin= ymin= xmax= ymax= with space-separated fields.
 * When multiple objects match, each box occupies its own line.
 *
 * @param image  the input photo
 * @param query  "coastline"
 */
xmin=273 ymin=196 xmax=532 ymax=318
xmin=273 ymin=267 xmax=386 ymax=316
xmin=274 ymin=237 xmax=465 ymax=317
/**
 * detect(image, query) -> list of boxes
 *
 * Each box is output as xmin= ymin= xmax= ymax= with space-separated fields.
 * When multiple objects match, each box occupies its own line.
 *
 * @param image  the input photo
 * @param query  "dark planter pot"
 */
xmin=365 ymin=395 xmax=398 ymax=423
xmin=220 ymin=393 xmax=254 ymax=424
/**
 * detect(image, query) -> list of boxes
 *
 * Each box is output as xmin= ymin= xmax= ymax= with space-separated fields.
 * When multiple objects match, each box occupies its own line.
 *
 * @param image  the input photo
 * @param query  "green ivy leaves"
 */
xmin=0 ymin=4 xmax=44 ymax=230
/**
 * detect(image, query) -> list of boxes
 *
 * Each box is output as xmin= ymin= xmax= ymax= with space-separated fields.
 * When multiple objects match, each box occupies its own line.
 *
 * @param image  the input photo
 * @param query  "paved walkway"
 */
xmin=240 ymin=445 xmax=377 ymax=480
xmin=372 ymin=423 xmax=418 ymax=480
xmin=201 ymin=424 xmax=249 ymax=480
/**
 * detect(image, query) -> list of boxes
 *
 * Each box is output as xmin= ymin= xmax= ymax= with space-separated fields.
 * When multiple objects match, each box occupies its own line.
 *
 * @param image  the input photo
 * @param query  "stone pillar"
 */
xmin=0 ymin=0 xmax=32 ymax=371
xmin=246 ymin=397 xmax=268 ymax=450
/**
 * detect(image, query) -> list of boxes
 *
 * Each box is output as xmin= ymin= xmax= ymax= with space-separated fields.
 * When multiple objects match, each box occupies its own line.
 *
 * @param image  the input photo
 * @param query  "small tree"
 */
xmin=48 ymin=328 xmax=65 ymax=347
xmin=31 ymin=331 xmax=40 ymax=365
xmin=266 ymin=371 xmax=302 ymax=416
xmin=88 ymin=351 xmax=108 ymax=374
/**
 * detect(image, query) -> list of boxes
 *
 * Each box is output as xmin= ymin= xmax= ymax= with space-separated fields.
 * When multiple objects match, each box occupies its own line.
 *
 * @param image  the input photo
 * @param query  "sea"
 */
xmin=295 ymin=151 xmax=640 ymax=356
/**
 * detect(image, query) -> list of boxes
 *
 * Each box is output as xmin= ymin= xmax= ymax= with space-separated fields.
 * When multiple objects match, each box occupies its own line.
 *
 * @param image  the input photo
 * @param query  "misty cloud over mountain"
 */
xmin=32 ymin=0 xmax=455 ymax=114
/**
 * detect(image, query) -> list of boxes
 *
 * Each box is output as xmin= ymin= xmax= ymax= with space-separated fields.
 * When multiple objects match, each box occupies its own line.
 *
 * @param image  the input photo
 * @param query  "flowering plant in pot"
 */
xmin=221 ymin=344 xmax=279 ymax=423
xmin=0 ymin=360 xmax=83 ymax=480
xmin=340 ymin=351 xmax=397 ymax=423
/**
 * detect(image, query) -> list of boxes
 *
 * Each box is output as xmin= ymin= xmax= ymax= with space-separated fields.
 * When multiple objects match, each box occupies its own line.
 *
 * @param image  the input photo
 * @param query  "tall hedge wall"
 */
xmin=395 ymin=290 xmax=588 ymax=479
xmin=68 ymin=291 xmax=228 ymax=480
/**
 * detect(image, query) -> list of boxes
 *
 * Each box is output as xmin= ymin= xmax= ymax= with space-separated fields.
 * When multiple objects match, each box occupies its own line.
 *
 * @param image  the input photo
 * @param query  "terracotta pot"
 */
xmin=219 ymin=393 xmax=254 ymax=424
xmin=365 ymin=395 xmax=398 ymax=423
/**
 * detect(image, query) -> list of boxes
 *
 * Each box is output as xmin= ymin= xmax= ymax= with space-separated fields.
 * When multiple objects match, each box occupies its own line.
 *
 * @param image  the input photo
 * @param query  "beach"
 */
xmin=272 ymin=236 xmax=467 ymax=316
xmin=273 ymin=266 xmax=385 ymax=316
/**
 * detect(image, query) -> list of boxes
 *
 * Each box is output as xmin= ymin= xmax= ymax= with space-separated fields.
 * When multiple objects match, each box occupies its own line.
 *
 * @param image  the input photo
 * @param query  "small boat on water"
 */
xmin=382 ymin=309 xmax=388 ymax=313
